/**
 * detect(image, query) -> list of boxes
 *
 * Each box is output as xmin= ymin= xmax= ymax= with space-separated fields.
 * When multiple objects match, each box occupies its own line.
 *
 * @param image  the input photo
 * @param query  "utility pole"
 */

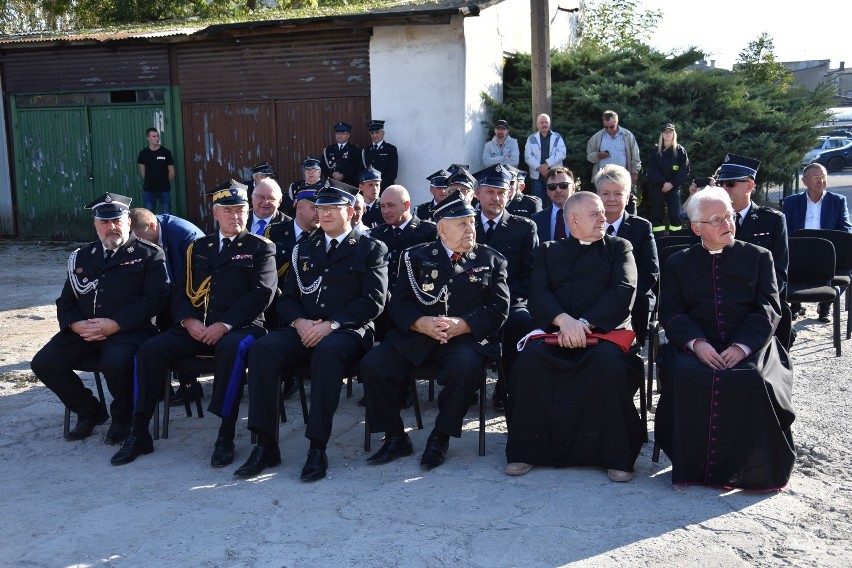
xmin=530 ymin=0 xmax=552 ymax=124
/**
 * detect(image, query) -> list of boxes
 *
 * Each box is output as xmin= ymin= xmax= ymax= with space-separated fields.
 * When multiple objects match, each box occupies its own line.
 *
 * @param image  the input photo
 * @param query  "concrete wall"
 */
xmin=370 ymin=0 xmax=578 ymax=205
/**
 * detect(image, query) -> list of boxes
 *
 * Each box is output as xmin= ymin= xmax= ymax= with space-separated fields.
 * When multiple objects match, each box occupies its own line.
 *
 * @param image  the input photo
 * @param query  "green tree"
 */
xmin=484 ymin=45 xmax=833 ymax=204
xmin=734 ymin=32 xmax=794 ymax=87
xmin=578 ymin=0 xmax=662 ymax=52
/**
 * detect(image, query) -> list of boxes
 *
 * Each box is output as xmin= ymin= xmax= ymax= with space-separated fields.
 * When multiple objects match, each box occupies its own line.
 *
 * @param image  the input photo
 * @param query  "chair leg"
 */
xmin=428 ymin=378 xmax=435 ymax=402
xmin=93 ymin=371 xmax=106 ymax=409
xmin=846 ymin=285 xmax=851 ymax=340
xmin=646 ymin=324 xmax=658 ymax=409
xmin=154 ymin=395 xmax=160 ymax=441
xmin=834 ymin=290 xmax=842 ymax=356
xmin=364 ymin=409 xmax=371 ymax=453
xmin=478 ymin=371 xmax=486 ymax=456
xmin=298 ymin=376 xmax=309 ymax=425
xmin=63 ymin=407 xmax=71 ymax=436
xmin=652 ymin=440 xmax=661 ymax=463
xmin=162 ymin=373 xmax=171 ymax=440
xmin=639 ymin=367 xmax=648 ymax=444
xmin=193 ymin=380 xmax=204 ymax=418
xmin=346 ymin=375 xmax=354 ymax=398
xmin=410 ymin=378 xmax=423 ymax=430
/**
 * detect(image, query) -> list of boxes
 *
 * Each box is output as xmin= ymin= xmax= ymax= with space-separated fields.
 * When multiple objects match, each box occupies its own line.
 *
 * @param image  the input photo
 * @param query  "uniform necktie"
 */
xmin=372 ymin=144 xmax=378 ymax=150
xmin=485 ymin=219 xmax=496 ymax=241
xmin=606 ymin=224 xmax=615 ymax=235
xmin=339 ymin=144 xmax=345 ymax=151
xmin=255 ymin=219 xmax=267 ymax=235
xmin=104 ymin=249 xmax=114 ymax=260
xmin=393 ymin=227 xmax=402 ymax=238
xmin=554 ymin=209 xmax=567 ymax=239
xmin=735 ymin=212 xmax=742 ymax=226
xmin=450 ymin=252 xmax=462 ymax=266
xmin=297 ymin=231 xmax=308 ymax=242
xmin=221 ymin=237 xmax=232 ymax=252
xmin=327 ymin=238 xmax=338 ymax=259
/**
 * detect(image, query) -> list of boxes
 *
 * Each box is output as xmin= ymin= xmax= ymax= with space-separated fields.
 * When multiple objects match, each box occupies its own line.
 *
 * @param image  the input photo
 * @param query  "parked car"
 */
xmin=827 ymin=129 xmax=852 ymax=138
xmin=802 ymin=136 xmax=852 ymax=171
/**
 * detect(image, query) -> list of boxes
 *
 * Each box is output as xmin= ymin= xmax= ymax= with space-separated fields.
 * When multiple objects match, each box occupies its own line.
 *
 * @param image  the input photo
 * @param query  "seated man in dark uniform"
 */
xmin=596 ymin=164 xmax=658 ymax=346
xmin=285 ymin=157 xmax=325 ymax=217
xmin=32 ymin=193 xmax=169 ymax=445
xmin=234 ymin=181 xmax=388 ymax=481
xmin=111 ymin=182 xmax=277 ymax=467
xmin=471 ymin=163 xmax=538 ymax=411
xmin=361 ymin=193 xmax=510 ymax=470
xmin=655 ymin=186 xmax=795 ymax=490
xmin=505 ymin=191 xmax=644 ymax=482
xmin=505 ymin=170 xmax=543 ymax=219
xmin=358 ymin=167 xmax=385 ymax=229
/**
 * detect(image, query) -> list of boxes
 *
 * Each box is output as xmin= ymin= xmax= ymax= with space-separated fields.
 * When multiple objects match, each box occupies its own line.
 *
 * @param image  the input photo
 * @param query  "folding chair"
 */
xmin=787 ymin=236 xmax=842 ymax=356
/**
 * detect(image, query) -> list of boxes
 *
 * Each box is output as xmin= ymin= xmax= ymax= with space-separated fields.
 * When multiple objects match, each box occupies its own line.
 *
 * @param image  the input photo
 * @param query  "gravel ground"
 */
xmin=1 ymin=229 xmax=851 ymax=567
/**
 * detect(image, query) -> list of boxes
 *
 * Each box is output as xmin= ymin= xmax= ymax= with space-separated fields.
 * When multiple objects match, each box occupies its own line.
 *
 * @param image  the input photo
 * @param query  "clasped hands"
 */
xmin=292 ymin=318 xmax=335 ymax=348
xmin=693 ymin=339 xmax=747 ymax=370
xmin=412 ymin=316 xmax=471 ymax=344
xmin=183 ymin=318 xmax=229 ymax=345
xmin=70 ymin=318 xmax=120 ymax=342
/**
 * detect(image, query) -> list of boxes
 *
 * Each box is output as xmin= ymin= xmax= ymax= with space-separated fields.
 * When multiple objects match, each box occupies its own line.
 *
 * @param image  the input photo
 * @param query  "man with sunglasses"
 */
xmin=530 ymin=167 xmax=576 ymax=244
xmin=782 ymin=162 xmax=852 ymax=322
xmin=715 ymin=154 xmax=792 ymax=341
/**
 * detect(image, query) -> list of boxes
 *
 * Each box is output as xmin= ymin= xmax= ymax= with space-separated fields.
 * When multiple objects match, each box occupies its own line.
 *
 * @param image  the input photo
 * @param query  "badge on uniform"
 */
xmin=303 ymin=261 xmax=310 ymax=272
xmin=431 ymin=248 xmax=438 ymax=256
xmin=127 ymin=246 xmax=134 ymax=253
xmin=76 ymin=268 xmax=84 ymax=274
xmin=208 ymin=242 xmax=214 ymax=248
xmin=422 ymin=283 xmax=434 ymax=292
xmin=90 ymin=246 xmax=97 ymax=254
xmin=468 ymin=251 xmax=476 ymax=260
xmin=237 ymin=242 xmax=243 ymax=247
xmin=431 ymin=270 xmax=438 ymax=279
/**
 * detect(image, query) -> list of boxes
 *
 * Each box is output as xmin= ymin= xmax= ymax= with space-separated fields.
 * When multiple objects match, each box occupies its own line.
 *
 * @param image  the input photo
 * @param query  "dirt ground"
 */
xmin=1 ymin=239 xmax=851 ymax=568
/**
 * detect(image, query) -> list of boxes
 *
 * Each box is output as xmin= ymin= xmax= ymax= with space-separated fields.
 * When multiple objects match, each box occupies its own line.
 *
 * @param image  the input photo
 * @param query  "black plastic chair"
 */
xmin=787 ymin=236 xmax=842 ymax=356
xmin=793 ymin=229 xmax=852 ymax=340
xmin=646 ymin=243 xmax=691 ymax=409
xmin=66 ymin=357 xmax=108 ymax=435
xmin=161 ymin=355 xmax=210 ymax=439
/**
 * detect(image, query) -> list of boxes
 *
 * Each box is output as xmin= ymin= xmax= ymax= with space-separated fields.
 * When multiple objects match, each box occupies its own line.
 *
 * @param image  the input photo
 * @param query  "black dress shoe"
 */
xmin=300 ymin=448 xmax=328 ymax=482
xmin=420 ymin=434 xmax=449 ymax=470
xmin=210 ymin=436 xmax=235 ymax=468
xmin=367 ymin=432 xmax=414 ymax=465
xmin=818 ymin=305 xmax=832 ymax=323
xmin=234 ymin=445 xmax=281 ymax=478
xmin=111 ymin=433 xmax=154 ymax=465
xmin=64 ymin=405 xmax=109 ymax=441
xmin=104 ymin=421 xmax=131 ymax=445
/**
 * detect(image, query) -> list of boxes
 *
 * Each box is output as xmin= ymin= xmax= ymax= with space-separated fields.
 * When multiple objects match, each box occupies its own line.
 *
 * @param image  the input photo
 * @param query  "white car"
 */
xmin=802 ymin=136 xmax=852 ymax=171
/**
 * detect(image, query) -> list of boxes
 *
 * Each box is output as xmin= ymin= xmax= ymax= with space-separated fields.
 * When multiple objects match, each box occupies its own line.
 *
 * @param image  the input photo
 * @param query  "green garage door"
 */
xmin=14 ymin=103 xmax=166 ymax=240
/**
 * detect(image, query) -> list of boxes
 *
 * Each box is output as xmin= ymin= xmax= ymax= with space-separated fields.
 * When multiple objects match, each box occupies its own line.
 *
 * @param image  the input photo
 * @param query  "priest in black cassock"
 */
xmin=655 ymin=186 xmax=795 ymax=490
xmin=505 ymin=191 xmax=644 ymax=482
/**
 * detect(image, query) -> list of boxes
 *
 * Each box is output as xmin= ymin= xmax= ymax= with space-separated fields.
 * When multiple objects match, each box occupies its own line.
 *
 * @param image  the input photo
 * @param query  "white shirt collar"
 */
xmin=480 ymin=212 xmax=502 ymax=226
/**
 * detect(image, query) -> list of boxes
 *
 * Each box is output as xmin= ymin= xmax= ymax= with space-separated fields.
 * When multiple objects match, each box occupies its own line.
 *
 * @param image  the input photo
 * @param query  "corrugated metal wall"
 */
xmin=1 ymin=45 xmax=169 ymax=93
xmin=175 ymin=30 xmax=371 ymax=102
xmin=178 ymin=29 xmax=372 ymax=230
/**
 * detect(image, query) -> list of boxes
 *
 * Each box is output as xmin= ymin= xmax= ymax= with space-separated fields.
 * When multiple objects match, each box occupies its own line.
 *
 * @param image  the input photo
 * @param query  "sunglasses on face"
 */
xmin=720 ymin=180 xmax=747 ymax=188
xmin=805 ymin=175 xmax=827 ymax=183
xmin=546 ymin=182 xmax=574 ymax=191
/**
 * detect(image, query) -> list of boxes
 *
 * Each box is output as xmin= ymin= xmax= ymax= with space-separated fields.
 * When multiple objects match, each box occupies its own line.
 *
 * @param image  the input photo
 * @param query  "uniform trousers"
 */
xmin=362 ymin=339 xmax=486 ymax=438
xmin=132 ymin=326 xmax=266 ymax=421
xmin=246 ymin=327 xmax=366 ymax=443
xmin=32 ymin=330 xmax=152 ymax=422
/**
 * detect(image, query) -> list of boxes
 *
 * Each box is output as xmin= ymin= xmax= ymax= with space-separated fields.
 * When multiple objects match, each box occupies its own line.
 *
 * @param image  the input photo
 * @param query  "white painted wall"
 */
xmin=0 ymin=73 xmax=13 ymax=235
xmin=369 ymin=0 xmax=578 ymax=205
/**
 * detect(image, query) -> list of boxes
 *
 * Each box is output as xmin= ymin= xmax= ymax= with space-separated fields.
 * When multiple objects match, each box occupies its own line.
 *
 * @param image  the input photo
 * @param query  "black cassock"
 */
xmin=506 ymin=236 xmax=645 ymax=472
xmin=655 ymin=241 xmax=795 ymax=490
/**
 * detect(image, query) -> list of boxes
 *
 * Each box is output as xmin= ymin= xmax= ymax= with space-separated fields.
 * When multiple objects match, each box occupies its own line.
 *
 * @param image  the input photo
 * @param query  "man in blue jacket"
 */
xmin=782 ymin=162 xmax=852 ymax=322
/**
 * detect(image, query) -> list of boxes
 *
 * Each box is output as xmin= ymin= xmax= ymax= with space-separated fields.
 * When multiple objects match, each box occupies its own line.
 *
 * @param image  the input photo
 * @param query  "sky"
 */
xmin=638 ymin=0 xmax=851 ymax=71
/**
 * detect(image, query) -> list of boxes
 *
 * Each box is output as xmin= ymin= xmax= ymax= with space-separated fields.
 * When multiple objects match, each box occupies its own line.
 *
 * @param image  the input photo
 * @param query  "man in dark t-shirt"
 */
xmin=137 ymin=128 xmax=176 ymax=214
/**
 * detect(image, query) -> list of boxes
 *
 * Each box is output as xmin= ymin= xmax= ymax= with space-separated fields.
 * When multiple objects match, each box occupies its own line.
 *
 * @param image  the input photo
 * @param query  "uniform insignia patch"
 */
xmin=76 ymin=268 xmax=84 ymax=274
xmin=303 ymin=262 xmax=309 ymax=272
xmin=127 ymin=246 xmax=134 ymax=253
xmin=208 ymin=242 xmax=214 ymax=248
xmin=431 ymin=270 xmax=438 ymax=279
xmin=468 ymin=251 xmax=476 ymax=260
xmin=237 ymin=242 xmax=243 ymax=247
xmin=431 ymin=249 xmax=438 ymax=256
xmin=91 ymin=247 xmax=97 ymax=254
xmin=422 ymin=283 xmax=434 ymax=292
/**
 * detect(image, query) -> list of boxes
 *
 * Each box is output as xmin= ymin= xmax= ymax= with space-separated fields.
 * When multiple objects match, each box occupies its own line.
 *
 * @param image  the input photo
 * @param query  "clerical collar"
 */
xmin=578 ymin=240 xmax=593 ymax=246
xmin=701 ymin=241 xmax=726 ymax=254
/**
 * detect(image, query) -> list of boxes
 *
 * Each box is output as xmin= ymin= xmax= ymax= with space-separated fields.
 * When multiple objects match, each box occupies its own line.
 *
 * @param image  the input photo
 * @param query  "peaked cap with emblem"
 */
xmin=86 ymin=193 xmax=132 ymax=219
xmin=251 ymin=161 xmax=274 ymax=176
xmin=432 ymin=193 xmax=476 ymax=222
xmin=315 ymin=180 xmax=357 ymax=206
xmin=209 ymin=180 xmax=249 ymax=206
xmin=473 ymin=163 xmax=513 ymax=190
xmin=716 ymin=153 xmax=761 ymax=181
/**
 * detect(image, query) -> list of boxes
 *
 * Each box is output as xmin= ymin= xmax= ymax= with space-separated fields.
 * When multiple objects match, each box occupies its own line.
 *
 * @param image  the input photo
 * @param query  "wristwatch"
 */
xmin=578 ymin=318 xmax=590 ymax=327
xmin=328 ymin=320 xmax=341 ymax=330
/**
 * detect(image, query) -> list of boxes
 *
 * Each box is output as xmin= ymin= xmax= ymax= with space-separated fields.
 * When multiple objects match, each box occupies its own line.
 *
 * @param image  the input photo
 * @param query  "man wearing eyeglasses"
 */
xmin=586 ymin=110 xmax=642 ymax=186
xmin=248 ymin=178 xmax=290 ymax=237
xmin=715 ymin=154 xmax=792 ymax=340
xmin=234 ymin=181 xmax=389 ymax=482
xmin=530 ymin=167 xmax=576 ymax=243
xmin=782 ymin=162 xmax=852 ymax=322
xmin=655 ymin=186 xmax=795 ymax=490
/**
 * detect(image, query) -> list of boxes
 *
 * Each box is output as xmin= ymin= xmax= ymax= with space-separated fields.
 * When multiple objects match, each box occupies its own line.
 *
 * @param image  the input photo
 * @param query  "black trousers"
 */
xmin=132 ymin=326 xmax=266 ymax=421
xmin=361 ymin=339 xmax=485 ymax=438
xmin=246 ymin=327 xmax=366 ymax=443
xmin=31 ymin=329 xmax=152 ymax=422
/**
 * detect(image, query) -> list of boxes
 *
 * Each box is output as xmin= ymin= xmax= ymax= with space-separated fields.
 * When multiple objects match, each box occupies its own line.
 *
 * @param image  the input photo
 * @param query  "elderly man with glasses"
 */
xmin=655 ymin=186 xmax=795 ymax=490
